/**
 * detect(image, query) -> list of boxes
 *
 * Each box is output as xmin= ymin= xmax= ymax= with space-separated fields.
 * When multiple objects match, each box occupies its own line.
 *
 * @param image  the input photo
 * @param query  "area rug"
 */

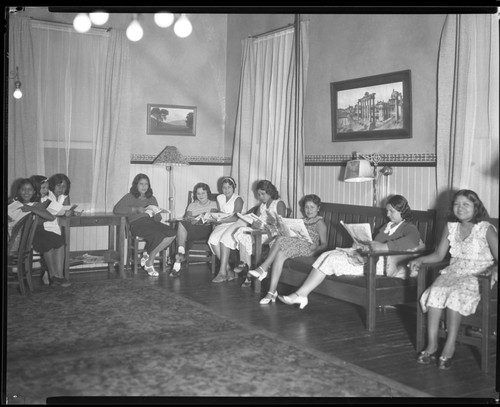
xmin=5 ymin=278 xmax=430 ymax=403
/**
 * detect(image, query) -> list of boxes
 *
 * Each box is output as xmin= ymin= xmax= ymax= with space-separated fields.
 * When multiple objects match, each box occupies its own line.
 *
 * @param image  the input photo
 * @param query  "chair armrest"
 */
xmin=365 ymin=249 xmax=431 ymax=258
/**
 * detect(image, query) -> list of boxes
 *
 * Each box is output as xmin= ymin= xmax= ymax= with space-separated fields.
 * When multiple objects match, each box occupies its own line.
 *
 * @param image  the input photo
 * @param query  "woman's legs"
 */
xmin=295 ymin=268 xmax=327 ymax=298
xmin=43 ymin=245 xmax=68 ymax=286
xmin=146 ymin=236 xmax=176 ymax=268
xmin=176 ymin=222 xmax=188 ymax=254
xmin=252 ymin=241 xmax=280 ymax=273
xmin=440 ymin=308 xmax=462 ymax=359
xmin=423 ymin=307 xmax=443 ymax=353
xmin=263 ymin=250 xmax=288 ymax=299
xmin=211 ymin=243 xmax=221 ymax=260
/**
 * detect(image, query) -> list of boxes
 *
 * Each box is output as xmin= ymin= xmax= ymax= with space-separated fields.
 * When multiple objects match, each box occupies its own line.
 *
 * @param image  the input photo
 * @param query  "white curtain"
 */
xmin=436 ymin=14 xmax=499 ymax=220
xmin=8 ymin=14 xmax=131 ymax=212
xmin=231 ymin=21 xmax=309 ymax=216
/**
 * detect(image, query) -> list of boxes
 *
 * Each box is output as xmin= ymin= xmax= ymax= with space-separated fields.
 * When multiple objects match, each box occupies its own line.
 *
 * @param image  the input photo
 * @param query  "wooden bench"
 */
xmin=280 ymin=202 xmax=437 ymax=331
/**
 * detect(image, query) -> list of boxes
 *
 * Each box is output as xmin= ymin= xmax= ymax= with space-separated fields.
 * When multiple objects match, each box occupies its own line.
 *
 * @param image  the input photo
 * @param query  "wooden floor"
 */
xmin=35 ymin=264 xmax=499 ymax=399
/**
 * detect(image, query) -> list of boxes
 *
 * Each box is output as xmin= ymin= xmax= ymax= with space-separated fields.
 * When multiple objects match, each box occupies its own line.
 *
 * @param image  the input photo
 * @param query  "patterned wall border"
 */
xmin=131 ymin=153 xmax=436 ymax=166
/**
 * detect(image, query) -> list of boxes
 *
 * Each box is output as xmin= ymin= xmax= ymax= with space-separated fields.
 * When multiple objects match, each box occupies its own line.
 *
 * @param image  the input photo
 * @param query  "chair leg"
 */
xmin=17 ymin=264 xmax=26 ymax=297
xmin=25 ymin=259 xmax=34 ymax=292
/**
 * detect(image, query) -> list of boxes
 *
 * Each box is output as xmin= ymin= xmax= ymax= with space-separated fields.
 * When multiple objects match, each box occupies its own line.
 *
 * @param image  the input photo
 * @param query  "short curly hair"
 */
xmin=256 ymin=180 xmax=279 ymax=200
xmin=299 ymin=194 xmax=321 ymax=215
xmin=48 ymin=173 xmax=71 ymax=195
xmin=387 ymin=194 xmax=413 ymax=222
xmin=448 ymin=189 xmax=489 ymax=223
xmin=192 ymin=183 xmax=212 ymax=200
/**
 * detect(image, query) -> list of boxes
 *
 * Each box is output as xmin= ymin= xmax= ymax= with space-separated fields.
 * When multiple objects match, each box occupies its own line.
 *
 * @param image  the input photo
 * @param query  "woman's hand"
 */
xmin=368 ymin=241 xmax=388 ymax=251
xmin=136 ymin=206 xmax=146 ymax=214
xmin=153 ymin=213 xmax=162 ymax=222
xmin=407 ymin=258 xmax=423 ymax=273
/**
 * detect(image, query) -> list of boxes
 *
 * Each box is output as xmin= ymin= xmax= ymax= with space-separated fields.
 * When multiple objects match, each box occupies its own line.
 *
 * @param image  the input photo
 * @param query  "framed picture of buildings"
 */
xmin=147 ymin=104 xmax=197 ymax=136
xmin=330 ymin=70 xmax=412 ymax=142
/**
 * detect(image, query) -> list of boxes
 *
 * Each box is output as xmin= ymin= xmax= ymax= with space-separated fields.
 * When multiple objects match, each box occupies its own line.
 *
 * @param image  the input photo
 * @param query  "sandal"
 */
xmin=140 ymin=252 xmax=149 ymax=267
xmin=144 ymin=264 xmax=159 ymax=277
xmin=212 ymin=274 xmax=228 ymax=283
xmin=233 ymin=262 xmax=248 ymax=274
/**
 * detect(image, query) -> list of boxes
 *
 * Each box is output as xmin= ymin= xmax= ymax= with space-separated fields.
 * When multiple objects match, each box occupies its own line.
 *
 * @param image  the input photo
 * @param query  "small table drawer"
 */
xmin=78 ymin=217 xmax=114 ymax=226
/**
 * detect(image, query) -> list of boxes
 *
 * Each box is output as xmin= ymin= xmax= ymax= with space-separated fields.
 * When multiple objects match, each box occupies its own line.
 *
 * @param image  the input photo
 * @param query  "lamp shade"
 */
xmin=344 ymin=159 xmax=374 ymax=182
xmin=152 ymin=145 xmax=189 ymax=166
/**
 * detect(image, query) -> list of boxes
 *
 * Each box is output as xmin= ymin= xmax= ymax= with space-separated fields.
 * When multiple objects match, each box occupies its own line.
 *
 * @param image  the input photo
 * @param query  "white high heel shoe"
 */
xmin=278 ymin=293 xmax=308 ymax=309
xmin=259 ymin=291 xmax=278 ymax=305
xmin=248 ymin=266 xmax=268 ymax=281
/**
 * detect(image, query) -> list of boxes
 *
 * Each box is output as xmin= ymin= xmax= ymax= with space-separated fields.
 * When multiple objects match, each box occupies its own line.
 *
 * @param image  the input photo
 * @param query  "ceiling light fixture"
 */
xmin=173 ymin=14 xmax=192 ymax=38
xmin=13 ymin=67 xmax=22 ymax=100
xmin=73 ymin=13 xmax=92 ymax=33
xmin=89 ymin=12 xmax=109 ymax=26
xmin=154 ymin=12 xmax=175 ymax=28
xmin=126 ymin=14 xmax=144 ymax=42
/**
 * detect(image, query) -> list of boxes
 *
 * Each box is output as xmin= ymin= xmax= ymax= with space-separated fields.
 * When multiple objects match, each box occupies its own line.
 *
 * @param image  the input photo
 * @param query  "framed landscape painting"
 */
xmin=330 ymin=70 xmax=411 ymax=142
xmin=147 ymin=104 xmax=197 ymax=136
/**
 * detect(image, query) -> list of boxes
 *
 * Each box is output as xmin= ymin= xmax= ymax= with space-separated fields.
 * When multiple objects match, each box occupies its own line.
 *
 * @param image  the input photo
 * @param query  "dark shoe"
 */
xmin=416 ymin=350 xmax=438 ymax=365
xmin=169 ymin=269 xmax=180 ymax=278
xmin=241 ymin=277 xmax=252 ymax=288
xmin=438 ymin=356 xmax=453 ymax=370
xmin=52 ymin=277 xmax=72 ymax=287
xmin=234 ymin=262 xmax=248 ymax=274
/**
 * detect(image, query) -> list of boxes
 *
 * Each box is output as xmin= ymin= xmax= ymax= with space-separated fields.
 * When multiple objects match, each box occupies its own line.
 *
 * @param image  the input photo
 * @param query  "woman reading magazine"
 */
xmin=247 ymin=194 xmax=328 ymax=304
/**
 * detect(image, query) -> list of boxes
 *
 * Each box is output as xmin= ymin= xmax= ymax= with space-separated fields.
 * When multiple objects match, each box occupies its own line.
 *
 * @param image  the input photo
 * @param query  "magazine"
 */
xmin=276 ymin=216 xmax=312 ymax=243
xmin=8 ymin=201 xmax=33 ymax=224
xmin=340 ymin=220 xmax=372 ymax=245
xmin=236 ymin=212 xmax=262 ymax=225
xmin=144 ymin=205 xmax=170 ymax=217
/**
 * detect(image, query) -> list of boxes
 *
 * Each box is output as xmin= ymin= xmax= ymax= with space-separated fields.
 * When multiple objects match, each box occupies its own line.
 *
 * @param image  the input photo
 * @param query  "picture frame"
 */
xmin=147 ymin=104 xmax=197 ymax=136
xmin=330 ymin=70 xmax=411 ymax=142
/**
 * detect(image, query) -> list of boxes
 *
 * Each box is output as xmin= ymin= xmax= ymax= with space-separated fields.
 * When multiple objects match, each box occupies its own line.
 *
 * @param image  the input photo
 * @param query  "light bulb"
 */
xmin=174 ymin=14 xmax=192 ymax=38
xmin=13 ymin=82 xmax=22 ymax=99
xmin=89 ymin=12 xmax=109 ymax=26
xmin=126 ymin=19 xmax=143 ymax=42
xmin=154 ymin=12 xmax=174 ymax=28
xmin=73 ymin=13 xmax=92 ymax=33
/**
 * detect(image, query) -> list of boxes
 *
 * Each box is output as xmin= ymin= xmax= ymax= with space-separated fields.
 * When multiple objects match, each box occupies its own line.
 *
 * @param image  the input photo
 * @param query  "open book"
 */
xmin=237 ymin=212 xmax=262 ymax=225
xmin=8 ymin=201 xmax=33 ymax=224
xmin=340 ymin=220 xmax=372 ymax=245
xmin=144 ymin=205 xmax=170 ymax=217
xmin=277 ymin=216 xmax=312 ymax=243
xmin=46 ymin=200 xmax=78 ymax=216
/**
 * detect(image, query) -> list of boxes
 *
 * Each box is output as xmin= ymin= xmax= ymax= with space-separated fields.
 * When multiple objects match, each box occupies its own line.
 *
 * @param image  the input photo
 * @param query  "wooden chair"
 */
xmin=183 ymin=191 xmax=218 ymax=274
xmin=126 ymin=222 xmax=170 ymax=274
xmin=8 ymin=214 xmax=39 ymax=296
xmin=416 ymin=218 xmax=498 ymax=373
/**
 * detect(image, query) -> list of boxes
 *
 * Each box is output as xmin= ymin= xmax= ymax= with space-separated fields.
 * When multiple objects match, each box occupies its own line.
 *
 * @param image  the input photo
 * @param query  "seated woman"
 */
xmin=208 ymin=177 xmax=244 ymax=279
xmin=247 ymin=194 xmax=328 ymax=304
xmin=8 ymin=178 xmax=69 ymax=287
xmin=278 ymin=194 xmax=422 ymax=309
xmin=47 ymin=173 xmax=75 ymax=216
xmin=215 ymin=179 xmax=287 ymax=285
xmin=409 ymin=189 xmax=497 ymax=370
xmin=172 ymin=182 xmax=219 ymax=276
xmin=113 ymin=173 xmax=176 ymax=277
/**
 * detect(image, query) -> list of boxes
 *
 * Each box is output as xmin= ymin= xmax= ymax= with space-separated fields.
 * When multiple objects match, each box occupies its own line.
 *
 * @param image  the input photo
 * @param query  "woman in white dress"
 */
xmin=409 ymin=190 xmax=497 ymax=370
xmin=214 ymin=179 xmax=287 ymax=285
xmin=209 ymin=177 xmax=244 ymax=279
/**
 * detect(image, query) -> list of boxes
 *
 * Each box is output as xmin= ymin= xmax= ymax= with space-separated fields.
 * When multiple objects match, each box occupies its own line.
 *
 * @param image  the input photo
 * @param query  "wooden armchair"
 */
xmin=7 ymin=214 xmax=39 ymax=296
xmin=416 ymin=218 xmax=498 ymax=373
xmin=182 ymin=191 xmax=218 ymax=273
xmin=126 ymin=223 xmax=169 ymax=274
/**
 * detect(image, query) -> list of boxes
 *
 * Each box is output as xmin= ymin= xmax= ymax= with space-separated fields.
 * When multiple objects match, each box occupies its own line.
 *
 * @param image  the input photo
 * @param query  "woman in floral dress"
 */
xmin=409 ymin=189 xmax=498 ymax=370
xmin=248 ymin=194 xmax=328 ymax=304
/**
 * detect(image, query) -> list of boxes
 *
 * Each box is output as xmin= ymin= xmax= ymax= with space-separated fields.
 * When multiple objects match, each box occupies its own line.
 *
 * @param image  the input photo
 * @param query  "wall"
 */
xmin=225 ymin=13 xmax=447 ymax=210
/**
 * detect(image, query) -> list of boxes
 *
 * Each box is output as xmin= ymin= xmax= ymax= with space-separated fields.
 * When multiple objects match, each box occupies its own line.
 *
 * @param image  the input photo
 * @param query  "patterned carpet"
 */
xmin=5 ymin=277 xmax=430 ymax=402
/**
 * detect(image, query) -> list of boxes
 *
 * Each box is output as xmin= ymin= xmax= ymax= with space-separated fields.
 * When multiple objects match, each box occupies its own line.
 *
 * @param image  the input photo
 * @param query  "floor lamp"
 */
xmin=152 ymin=146 xmax=189 ymax=220
xmin=343 ymin=152 xmax=393 ymax=207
